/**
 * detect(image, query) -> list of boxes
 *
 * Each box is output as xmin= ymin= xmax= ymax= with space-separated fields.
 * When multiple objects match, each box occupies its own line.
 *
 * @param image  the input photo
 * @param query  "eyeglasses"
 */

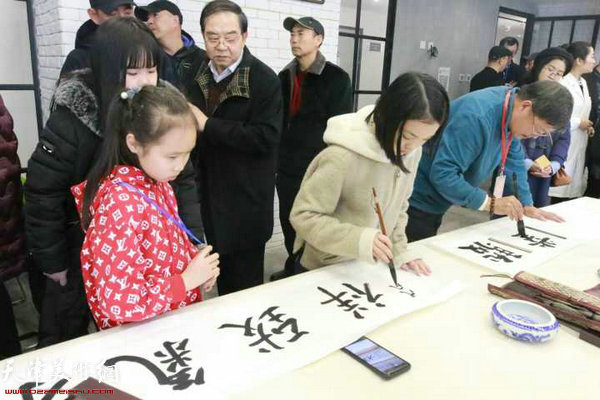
xmin=543 ymin=64 xmax=565 ymax=78
xmin=531 ymin=114 xmax=554 ymax=139
xmin=205 ymin=33 xmax=242 ymax=47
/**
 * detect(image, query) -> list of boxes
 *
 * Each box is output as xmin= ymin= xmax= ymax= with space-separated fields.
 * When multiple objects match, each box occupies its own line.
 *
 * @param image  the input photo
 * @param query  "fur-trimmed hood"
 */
xmin=52 ymin=69 xmax=101 ymax=136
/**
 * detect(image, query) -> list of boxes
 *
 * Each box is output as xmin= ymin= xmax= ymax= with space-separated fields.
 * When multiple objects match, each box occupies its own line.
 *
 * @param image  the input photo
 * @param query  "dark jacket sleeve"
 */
xmin=327 ymin=70 xmax=353 ymax=118
xmin=549 ymin=128 xmax=571 ymax=166
xmin=203 ymin=72 xmax=283 ymax=155
xmin=171 ymin=159 xmax=204 ymax=241
xmin=24 ymin=107 xmax=80 ymax=274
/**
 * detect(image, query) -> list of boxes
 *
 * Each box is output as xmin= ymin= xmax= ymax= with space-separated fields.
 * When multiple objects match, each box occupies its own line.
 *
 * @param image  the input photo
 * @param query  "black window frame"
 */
xmin=338 ymin=0 xmax=398 ymax=110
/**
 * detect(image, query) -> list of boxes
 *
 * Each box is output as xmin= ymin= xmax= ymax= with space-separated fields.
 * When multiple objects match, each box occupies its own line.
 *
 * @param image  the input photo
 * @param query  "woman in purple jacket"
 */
xmin=520 ymin=48 xmax=573 ymax=206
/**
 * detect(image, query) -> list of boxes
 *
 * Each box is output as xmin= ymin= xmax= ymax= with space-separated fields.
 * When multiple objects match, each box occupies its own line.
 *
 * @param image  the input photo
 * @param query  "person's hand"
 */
xmin=579 ymin=119 xmax=594 ymax=131
xmin=44 ymin=270 xmax=68 ymax=286
xmin=399 ymin=259 xmax=431 ymax=276
xmin=201 ymin=273 xmax=219 ymax=293
xmin=372 ymin=233 xmax=393 ymax=263
xmin=182 ymin=245 xmax=220 ymax=291
xmin=188 ymin=102 xmax=208 ymax=131
xmin=529 ymin=163 xmax=552 ymax=178
xmin=524 ymin=206 xmax=565 ymax=223
xmin=586 ymin=126 xmax=595 ymax=137
xmin=493 ymin=196 xmax=524 ymax=221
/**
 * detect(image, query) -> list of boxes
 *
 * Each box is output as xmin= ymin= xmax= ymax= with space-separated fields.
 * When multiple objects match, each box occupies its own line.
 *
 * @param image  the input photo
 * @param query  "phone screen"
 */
xmin=344 ymin=338 xmax=409 ymax=376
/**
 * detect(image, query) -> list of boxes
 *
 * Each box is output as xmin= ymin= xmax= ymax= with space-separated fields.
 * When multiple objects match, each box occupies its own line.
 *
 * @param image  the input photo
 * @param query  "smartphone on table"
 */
xmin=342 ymin=336 xmax=411 ymax=380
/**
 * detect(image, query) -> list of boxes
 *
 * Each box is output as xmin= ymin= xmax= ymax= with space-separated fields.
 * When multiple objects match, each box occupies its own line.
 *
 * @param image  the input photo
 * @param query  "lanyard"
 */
xmin=117 ymin=181 xmax=205 ymax=246
xmin=499 ymin=89 xmax=514 ymax=175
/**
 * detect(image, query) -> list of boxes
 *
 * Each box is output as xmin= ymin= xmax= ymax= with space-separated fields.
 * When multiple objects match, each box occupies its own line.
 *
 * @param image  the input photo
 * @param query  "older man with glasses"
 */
xmin=406 ymin=80 xmax=573 ymax=242
xmin=186 ymin=0 xmax=283 ymax=295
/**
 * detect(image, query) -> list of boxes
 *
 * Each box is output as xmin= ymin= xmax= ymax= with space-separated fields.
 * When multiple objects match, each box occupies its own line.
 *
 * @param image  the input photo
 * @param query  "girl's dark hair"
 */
xmin=81 ymin=85 xmax=198 ymax=229
xmin=567 ymin=41 xmax=593 ymax=63
xmin=89 ymin=17 xmax=163 ymax=130
xmin=523 ymin=47 xmax=573 ymax=85
xmin=366 ymin=72 xmax=450 ymax=172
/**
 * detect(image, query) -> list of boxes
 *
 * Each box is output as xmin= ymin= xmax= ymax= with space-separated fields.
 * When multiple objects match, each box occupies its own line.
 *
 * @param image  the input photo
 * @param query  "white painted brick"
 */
xmin=248 ymin=0 xmax=269 ymax=10
xmin=258 ymin=10 xmax=279 ymax=21
xmin=59 ymin=7 xmax=80 ymax=21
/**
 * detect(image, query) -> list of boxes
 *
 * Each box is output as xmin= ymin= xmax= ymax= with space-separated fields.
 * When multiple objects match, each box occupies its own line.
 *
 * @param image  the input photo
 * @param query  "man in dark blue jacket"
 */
xmin=135 ymin=0 xmax=206 ymax=92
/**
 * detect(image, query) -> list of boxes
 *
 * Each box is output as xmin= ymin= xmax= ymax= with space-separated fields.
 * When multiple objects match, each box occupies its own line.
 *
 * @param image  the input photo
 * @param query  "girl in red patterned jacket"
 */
xmin=72 ymin=85 xmax=220 ymax=330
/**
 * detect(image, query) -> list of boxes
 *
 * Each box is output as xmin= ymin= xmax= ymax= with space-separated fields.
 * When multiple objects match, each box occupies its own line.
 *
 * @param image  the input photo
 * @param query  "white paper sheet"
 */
xmin=0 ymin=261 xmax=462 ymax=399
xmin=431 ymin=198 xmax=600 ymax=276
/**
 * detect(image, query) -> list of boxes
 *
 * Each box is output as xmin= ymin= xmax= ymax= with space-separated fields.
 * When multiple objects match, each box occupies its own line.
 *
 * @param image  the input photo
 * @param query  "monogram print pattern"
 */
xmin=72 ymin=166 xmax=201 ymax=329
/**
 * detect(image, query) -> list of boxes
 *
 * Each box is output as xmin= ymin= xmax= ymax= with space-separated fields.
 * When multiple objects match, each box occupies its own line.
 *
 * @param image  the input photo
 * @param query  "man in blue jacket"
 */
xmin=406 ymin=81 xmax=573 ymax=242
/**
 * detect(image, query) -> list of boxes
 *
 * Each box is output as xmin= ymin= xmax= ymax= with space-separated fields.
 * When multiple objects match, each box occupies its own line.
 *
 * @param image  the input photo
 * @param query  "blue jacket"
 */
xmin=409 ymin=86 xmax=533 ymax=215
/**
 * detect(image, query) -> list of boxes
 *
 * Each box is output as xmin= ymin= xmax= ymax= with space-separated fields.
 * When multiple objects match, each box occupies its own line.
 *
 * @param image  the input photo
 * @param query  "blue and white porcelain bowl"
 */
xmin=491 ymin=299 xmax=559 ymax=343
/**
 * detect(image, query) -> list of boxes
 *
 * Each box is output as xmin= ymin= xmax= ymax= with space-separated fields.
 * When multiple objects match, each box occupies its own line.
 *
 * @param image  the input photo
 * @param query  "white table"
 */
xmin=2 ymin=199 xmax=599 ymax=399
xmin=233 ymin=198 xmax=600 ymax=399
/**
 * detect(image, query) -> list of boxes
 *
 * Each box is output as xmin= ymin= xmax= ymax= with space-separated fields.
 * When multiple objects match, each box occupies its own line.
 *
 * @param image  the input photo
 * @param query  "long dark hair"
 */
xmin=89 ymin=17 xmax=163 ymax=130
xmin=366 ymin=72 xmax=450 ymax=172
xmin=81 ymin=85 xmax=197 ymax=229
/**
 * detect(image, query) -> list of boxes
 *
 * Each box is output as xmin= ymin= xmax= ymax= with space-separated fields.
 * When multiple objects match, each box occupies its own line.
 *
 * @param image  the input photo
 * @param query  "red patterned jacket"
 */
xmin=72 ymin=165 xmax=201 ymax=329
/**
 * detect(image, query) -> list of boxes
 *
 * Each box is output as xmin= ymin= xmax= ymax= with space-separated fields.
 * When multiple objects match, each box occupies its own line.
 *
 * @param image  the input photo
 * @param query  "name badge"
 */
xmin=493 ymin=174 xmax=506 ymax=199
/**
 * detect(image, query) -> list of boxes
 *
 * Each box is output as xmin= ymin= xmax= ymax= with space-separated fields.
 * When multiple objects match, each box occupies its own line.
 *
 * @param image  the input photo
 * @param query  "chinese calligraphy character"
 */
xmin=458 ymin=241 xmax=523 ymax=263
xmin=511 ymin=234 xmax=557 ymax=248
xmin=388 ymin=283 xmax=416 ymax=297
xmin=318 ymin=283 xmax=386 ymax=319
xmin=104 ymin=339 xmax=204 ymax=391
xmin=219 ymin=306 xmax=309 ymax=353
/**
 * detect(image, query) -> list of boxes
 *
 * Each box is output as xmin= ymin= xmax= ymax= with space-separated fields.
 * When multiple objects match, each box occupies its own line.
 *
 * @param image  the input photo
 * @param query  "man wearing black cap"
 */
xmin=271 ymin=16 xmax=352 ymax=280
xmin=135 ymin=0 xmax=206 ymax=92
xmin=60 ymin=0 xmax=135 ymax=77
xmin=470 ymin=46 xmax=512 ymax=92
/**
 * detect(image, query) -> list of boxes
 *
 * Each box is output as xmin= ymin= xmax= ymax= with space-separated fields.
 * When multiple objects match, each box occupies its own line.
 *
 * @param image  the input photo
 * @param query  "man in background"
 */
xmin=470 ymin=46 xmax=512 ymax=92
xmin=135 ymin=0 xmax=206 ymax=91
xmin=500 ymin=36 xmax=526 ymax=86
xmin=60 ymin=0 xmax=135 ymax=76
xmin=271 ymin=16 xmax=352 ymax=280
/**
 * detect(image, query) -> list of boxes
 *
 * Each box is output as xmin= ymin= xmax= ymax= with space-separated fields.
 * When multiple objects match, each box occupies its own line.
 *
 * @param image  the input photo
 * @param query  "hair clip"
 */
xmin=120 ymin=87 xmax=142 ymax=101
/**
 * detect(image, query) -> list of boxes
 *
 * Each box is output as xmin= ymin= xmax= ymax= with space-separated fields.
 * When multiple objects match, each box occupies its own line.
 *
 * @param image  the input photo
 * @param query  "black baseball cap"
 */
xmin=89 ymin=0 xmax=136 ymax=14
xmin=283 ymin=16 xmax=324 ymax=37
xmin=135 ymin=0 xmax=183 ymax=24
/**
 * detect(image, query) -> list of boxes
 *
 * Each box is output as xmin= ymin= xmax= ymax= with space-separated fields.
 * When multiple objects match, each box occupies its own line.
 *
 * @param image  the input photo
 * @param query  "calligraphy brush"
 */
xmin=512 ymin=172 xmax=527 ymax=238
xmin=371 ymin=188 xmax=398 ymax=286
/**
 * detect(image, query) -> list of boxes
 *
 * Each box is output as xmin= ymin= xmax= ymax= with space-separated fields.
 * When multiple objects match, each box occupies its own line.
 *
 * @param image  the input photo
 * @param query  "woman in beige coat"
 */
xmin=290 ymin=72 xmax=449 ymax=276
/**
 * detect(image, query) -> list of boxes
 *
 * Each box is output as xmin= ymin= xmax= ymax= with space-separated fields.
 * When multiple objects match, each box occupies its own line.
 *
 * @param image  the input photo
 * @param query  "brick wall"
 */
xmin=30 ymin=0 xmax=343 ymax=251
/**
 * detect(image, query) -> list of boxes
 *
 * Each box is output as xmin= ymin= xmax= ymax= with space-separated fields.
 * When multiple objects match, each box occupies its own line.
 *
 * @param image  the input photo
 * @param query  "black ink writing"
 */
xmin=218 ymin=306 xmax=309 ymax=353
